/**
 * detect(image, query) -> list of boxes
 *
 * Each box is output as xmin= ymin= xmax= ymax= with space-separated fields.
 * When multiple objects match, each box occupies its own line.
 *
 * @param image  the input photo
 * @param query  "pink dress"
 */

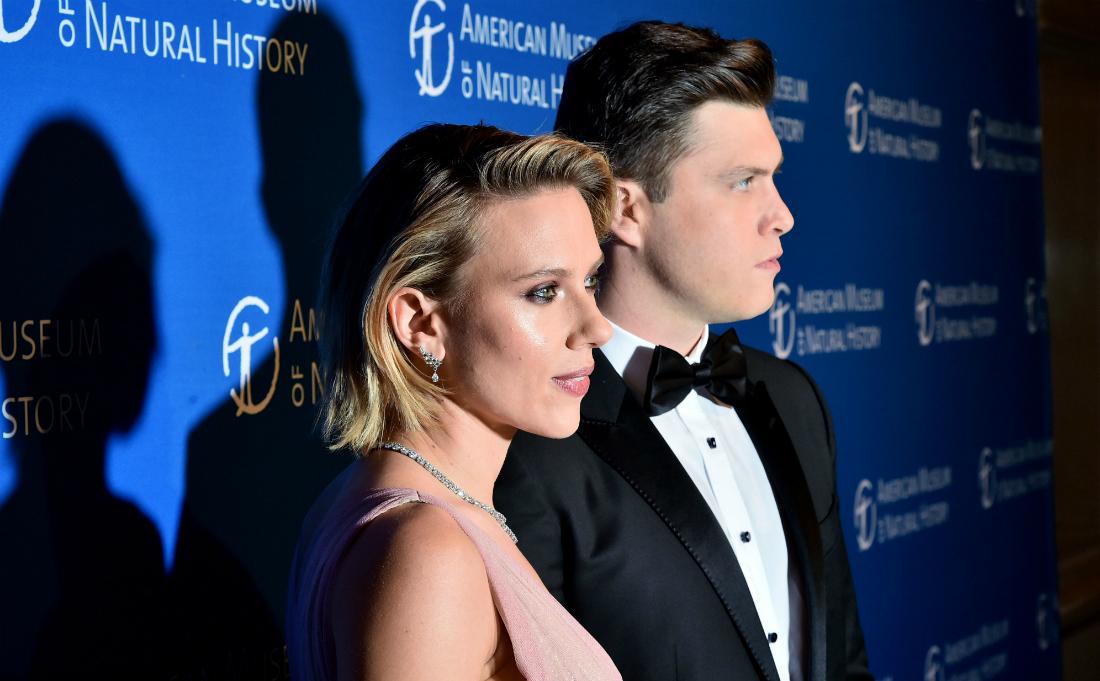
xmin=287 ymin=486 xmax=622 ymax=681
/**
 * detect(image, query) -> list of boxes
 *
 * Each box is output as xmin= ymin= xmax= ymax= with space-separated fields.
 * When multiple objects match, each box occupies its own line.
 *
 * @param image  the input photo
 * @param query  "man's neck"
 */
xmin=598 ymin=262 xmax=706 ymax=356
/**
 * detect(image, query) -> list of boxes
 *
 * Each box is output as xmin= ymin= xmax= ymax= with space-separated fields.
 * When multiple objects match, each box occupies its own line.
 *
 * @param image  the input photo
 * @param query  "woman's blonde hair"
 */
xmin=319 ymin=124 xmax=614 ymax=452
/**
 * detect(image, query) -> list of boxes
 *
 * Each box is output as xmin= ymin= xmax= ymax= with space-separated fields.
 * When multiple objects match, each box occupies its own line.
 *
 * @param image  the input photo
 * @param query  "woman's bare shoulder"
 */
xmin=330 ymin=500 xmax=499 ymax=680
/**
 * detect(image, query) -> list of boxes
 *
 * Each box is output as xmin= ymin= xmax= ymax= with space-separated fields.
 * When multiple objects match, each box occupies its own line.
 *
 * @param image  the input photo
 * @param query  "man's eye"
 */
xmin=734 ymin=177 xmax=754 ymax=191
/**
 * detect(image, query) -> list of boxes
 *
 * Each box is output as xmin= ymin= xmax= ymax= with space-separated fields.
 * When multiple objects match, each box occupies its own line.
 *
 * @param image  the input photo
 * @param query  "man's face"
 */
xmin=644 ymin=101 xmax=793 ymax=323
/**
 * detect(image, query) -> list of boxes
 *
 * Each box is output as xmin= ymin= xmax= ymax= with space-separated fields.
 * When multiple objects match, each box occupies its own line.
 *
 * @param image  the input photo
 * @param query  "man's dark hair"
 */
xmin=555 ymin=21 xmax=775 ymax=202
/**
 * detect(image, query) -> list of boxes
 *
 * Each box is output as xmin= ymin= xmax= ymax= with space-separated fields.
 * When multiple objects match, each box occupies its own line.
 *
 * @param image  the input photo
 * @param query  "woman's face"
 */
xmin=443 ymin=186 xmax=611 ymax=439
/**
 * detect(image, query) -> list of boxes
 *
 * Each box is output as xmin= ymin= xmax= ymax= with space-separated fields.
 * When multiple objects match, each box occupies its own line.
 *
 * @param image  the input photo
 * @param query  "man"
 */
xmin=496 ymin=21 xmax=873 ymax=681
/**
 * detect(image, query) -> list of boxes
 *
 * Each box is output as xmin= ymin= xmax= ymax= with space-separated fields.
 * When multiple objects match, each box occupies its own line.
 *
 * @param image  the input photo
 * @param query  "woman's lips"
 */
xmin=552 ymin=365 xmax=594 ymax=398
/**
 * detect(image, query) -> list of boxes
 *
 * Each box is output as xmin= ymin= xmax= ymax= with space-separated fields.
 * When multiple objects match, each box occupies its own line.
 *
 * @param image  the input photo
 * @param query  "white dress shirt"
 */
xmin=601 ymin=320 xmax=803 ymax=681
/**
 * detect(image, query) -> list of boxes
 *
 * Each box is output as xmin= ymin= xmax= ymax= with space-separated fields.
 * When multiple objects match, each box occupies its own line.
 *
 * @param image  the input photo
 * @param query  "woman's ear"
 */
xmin=610 ymin=179 xmax=651 ymax=249
xmin=387 ymin=287 xmax=448 ymax=361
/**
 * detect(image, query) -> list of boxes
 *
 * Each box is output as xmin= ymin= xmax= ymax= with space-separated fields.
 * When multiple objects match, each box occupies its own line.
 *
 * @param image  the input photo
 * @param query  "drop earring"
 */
xmin=419 ymin=346 xmax=443 ymax=383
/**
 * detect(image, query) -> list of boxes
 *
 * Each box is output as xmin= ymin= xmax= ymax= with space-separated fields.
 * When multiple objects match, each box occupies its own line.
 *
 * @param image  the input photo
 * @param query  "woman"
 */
xmin=286 ymin=123 xmax=622 ymax=681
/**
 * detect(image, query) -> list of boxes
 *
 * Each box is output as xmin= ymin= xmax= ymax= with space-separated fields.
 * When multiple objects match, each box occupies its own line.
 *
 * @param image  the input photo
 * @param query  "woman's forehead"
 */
xmin=471 ymin=188 xmax=599 ymax=280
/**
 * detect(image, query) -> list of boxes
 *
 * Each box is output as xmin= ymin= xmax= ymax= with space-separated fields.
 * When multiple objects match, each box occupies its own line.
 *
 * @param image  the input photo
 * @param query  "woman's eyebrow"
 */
xmin=512 ymin=267 xmax=569 ymax=282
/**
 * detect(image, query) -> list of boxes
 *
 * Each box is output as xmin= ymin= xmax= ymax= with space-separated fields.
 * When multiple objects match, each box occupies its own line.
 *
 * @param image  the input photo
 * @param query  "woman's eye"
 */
xmin=584 ymin=274 xmax=600 ymax=292
xmin=527 ymin=284 xmax=558 ymax=303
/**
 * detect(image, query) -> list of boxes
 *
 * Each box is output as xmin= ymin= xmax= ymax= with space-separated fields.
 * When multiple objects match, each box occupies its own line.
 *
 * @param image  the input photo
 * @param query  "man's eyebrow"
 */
xmin=719 ymin=157 xmax=785 ymax=179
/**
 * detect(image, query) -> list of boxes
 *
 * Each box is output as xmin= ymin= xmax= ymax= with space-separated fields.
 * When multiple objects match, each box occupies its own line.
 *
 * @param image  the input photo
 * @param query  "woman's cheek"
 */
xmin=516 ymin=299 xmax=557 ymax=348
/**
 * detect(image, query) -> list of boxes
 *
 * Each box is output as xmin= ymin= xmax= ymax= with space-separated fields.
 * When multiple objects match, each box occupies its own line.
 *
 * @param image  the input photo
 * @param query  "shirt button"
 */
xmin=768 ymin=632 xmax=779 ymax=644
xmin=740 ymin=531 xmax=751 ymax=543
xmin=706 ymin=437 xmax=717 ymax=449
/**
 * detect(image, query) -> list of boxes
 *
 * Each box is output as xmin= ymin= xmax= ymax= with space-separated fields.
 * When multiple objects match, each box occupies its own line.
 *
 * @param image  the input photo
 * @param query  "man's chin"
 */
xmin=717 ymin=298 xmax=773 ymax=324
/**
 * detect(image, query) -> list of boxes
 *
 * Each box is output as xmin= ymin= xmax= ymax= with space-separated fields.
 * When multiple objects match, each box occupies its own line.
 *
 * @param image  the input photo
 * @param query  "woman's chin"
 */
xmin=517 ymin=412 xmax=582 ymax=441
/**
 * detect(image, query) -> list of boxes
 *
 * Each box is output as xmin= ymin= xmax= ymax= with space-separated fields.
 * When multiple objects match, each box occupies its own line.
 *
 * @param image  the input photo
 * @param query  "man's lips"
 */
xmin=757 ymin=252 xmax=783 ymax=270
xmin=552 ymin=364 xmax=594 ymax=397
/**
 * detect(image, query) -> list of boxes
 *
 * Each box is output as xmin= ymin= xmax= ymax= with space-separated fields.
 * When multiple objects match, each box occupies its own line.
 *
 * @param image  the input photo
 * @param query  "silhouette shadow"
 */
xmin=171 ymin=10 xmax=364 ymax=678
xmin=0 ymin=121 xmax=163 ymax=679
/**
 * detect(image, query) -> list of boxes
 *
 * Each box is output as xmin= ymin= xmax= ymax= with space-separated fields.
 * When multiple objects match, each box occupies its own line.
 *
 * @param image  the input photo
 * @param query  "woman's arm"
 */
xmin=330 ymin=502 xmax=501 ymax=681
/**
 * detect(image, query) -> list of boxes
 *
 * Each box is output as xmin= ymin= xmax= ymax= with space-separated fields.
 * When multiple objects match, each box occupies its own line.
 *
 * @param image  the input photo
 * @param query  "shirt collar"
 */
xmin=601 ymin=319 xmax=709 ymax=404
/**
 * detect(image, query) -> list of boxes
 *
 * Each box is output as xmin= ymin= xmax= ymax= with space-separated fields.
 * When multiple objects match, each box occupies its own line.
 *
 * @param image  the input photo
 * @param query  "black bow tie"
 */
xmin=642 ymin=328 xmax=749 ymax=416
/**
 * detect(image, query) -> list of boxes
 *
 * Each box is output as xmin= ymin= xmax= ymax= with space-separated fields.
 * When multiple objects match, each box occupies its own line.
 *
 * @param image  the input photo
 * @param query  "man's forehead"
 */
xmin=688 ymin=102 xmax=776 ymax=143
xmin=681 ymin=103 xmax=782 ymax=167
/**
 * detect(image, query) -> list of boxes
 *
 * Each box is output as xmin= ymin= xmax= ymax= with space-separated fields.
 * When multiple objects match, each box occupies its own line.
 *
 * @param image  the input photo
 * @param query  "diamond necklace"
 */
xmin=377 ymin=441 xmax=518 ymax=544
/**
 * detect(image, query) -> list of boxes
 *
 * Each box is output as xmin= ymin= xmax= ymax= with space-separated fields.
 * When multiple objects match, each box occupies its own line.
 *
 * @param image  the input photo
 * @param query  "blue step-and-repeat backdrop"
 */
xmin=0 ymin=0 xmax=1057 ymax=679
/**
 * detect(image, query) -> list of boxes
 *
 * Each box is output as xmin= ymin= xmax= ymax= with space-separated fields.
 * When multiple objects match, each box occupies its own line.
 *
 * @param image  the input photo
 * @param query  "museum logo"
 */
xmin=223 ymin=296 xmax=280 ymax=417
xmin=1036 ymin=592 xmax=1060 ymax=651
xmin=845 ymin=80 xmax=941 ymax=161
xmin=914 ymin=279 xmax=998 ymax=345
xmin=0 ymin=0 xmax=40 ymax=43
xmin=853 ymin=478 xmax=877 ymax=551
xmin=853 ymin=465 xmax=952 ymax=552
xmin=915 ymin=279 xmax=935 ymax=346
xmin=924 ymin=619 xmax=1011 ymax=681
xmin=845 ymin=82 xmax=868 ymax=153
xmin=769 ymin=282 xmax=796 ymax=359
xmin=977 ymin=439 xmax=1052 ymax=508
xmin=924 ymin=646 xmax=945 ymax=681
xmin=771 ymin=280 xmax=884 ymax=358
xmin=966 ymin=107 xmax=1041 ymax=174
xmin=409 ymin=0 xmax=454 ymax=97
xmin=979 ymin=447 xmax=997 ymax=510
xmin=968 ymin=109 xmax=986 ymax=170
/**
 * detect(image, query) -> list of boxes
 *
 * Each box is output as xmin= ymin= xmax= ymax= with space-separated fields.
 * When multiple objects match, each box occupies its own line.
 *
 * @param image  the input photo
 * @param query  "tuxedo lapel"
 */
xmin=736 ymin=381 xmax=827 ymax=681
xmin=579 ymin=351 xmax=782 ymax=681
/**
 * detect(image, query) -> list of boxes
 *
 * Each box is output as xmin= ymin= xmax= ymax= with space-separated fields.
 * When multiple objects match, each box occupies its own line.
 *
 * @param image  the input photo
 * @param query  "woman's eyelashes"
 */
xmin=526 ymin=283 xmax=559 ymax=303
xmin=525 ymin=272 xmax=601 ymax=304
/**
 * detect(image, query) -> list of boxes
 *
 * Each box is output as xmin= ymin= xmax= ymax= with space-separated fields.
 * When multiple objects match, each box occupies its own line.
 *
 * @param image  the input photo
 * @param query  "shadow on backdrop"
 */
xmin=0 ymin=121 xmax=163 ymax=679
xmin=171 ymin=10 xmax=365 ymax=678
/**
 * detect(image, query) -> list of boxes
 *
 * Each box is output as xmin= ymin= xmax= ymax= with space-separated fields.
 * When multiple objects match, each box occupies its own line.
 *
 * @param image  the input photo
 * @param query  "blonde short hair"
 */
xmin=319 ymin=124 xmax=614 ymax=452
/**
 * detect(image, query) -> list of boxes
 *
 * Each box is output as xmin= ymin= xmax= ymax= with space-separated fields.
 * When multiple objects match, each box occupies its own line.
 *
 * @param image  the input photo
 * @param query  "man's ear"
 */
xmin=610 ymin=179 xmax=651 ymax=249
xmin=387 ymin=287 xmax=448 ymax=361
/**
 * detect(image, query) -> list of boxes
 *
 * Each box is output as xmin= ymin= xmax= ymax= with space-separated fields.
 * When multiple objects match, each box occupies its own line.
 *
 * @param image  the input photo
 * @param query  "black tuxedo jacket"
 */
xmin=496 ymin=344 xmax=873 ymax=681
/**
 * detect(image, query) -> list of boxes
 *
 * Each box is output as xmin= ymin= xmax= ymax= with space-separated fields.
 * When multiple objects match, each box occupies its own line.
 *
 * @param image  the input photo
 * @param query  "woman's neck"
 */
xmin=371 ymin=398 xmax=514 ymax=506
